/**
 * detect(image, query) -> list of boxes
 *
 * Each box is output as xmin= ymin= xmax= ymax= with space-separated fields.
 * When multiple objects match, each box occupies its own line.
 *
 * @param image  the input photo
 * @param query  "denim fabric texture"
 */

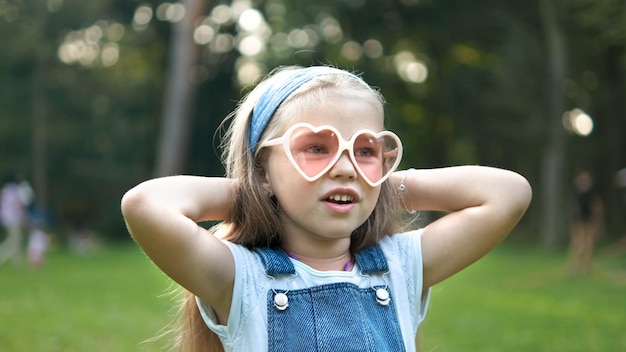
xmin=255 ymin=245 xmax=407 ymax=352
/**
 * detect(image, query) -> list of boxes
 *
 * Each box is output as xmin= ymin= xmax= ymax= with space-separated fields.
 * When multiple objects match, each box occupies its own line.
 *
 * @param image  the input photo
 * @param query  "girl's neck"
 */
xmin=286 ymin=250 xmax=354 ymax=272
xmin=280 ymin=234 xmax=353 ymax=271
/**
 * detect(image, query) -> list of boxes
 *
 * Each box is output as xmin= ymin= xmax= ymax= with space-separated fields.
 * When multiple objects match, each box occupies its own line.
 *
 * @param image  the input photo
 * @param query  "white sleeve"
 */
xmin=412 ymin=229 xmax=431 ymax=326
xmin=195 ymin=241 xmax=269 ymax=346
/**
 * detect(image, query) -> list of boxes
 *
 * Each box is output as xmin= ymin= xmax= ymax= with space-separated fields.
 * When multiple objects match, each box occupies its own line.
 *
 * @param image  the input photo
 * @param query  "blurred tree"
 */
xmin=155 ymin=0 xmax=210 ymax=176
xmin=0 ymin=0 xmax=168 ymax=240
xmin=565 ymin=0 xmax=626 ymax=237
xmin=539 ymin=0 xmax=568 ymax=249
xmin=30 ymin=1 xmax=50 ymax=222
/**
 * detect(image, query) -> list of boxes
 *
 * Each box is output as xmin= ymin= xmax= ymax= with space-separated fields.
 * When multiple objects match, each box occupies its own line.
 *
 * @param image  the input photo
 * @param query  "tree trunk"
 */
xmin=31 ymin=2 xmax=48 ymax=221
xmin=155 ymin=0 xmax=210 ymax=176
xmin=539 ymin=0 xmax=568 ymax=249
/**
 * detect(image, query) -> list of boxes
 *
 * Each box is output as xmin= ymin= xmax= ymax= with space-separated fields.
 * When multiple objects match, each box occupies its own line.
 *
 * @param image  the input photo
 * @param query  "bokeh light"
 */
xmin=158 ymin=2 xmax=186 ymax=23
xmin=341 ymin=41 xmax=362 ymax=61
xmin=211 ymin=4 xmax=232 ymax=25
xmin=363 ymin=39 xmax=383 ymax=59
xmin=393 ymin=51 xmax=428 ymax=83
xmin=235 ymin=57 xmax=265 ymax=86
xmin=238 ymin=35 xmax=264 ymax=56
xmin=133 ymin=5 xmax=153 ymax=28
xmin=319 ymin=16 xmax=343 ymax=43
xmin=238 ymin=8 xmax=263 ymax=32
xmin=101 ymin=43 xmax=120 ymax=67
xmin=562 ymin=108 xmax=594 ymax=136
xmin=194 ymin=24 xmax=215 ymax=45
xmin=57 ymin=21 xmax=124 ymax=67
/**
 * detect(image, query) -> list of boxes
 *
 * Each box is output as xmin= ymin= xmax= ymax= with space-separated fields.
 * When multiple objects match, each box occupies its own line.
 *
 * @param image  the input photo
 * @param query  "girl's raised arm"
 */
xmin=394 ymin=166 xmax=532 ymax=289
xmin=121 ymin=176 xmax=236 ymax=323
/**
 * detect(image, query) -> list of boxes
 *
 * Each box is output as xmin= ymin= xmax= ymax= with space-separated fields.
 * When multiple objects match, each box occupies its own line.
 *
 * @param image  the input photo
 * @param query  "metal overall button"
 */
xmin=266 ymin=272 xmax=297 ymax=311
xmin=361 ymin=269 xmax=392 ymax=306
xmin=274 ymin=292 xmax=289 ymax=310
xmin=375 ymin=288 xmax=390 ymax=306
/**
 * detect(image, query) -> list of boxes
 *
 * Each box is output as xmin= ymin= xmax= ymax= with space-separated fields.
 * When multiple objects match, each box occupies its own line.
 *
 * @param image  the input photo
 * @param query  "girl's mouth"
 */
xmin=326 ymin=194 xmax=354 ymax=204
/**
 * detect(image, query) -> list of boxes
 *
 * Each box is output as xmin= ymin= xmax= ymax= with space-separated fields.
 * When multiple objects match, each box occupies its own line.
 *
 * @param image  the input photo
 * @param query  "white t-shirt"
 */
xmin=197 ymin=229 xmax=430 ymax=352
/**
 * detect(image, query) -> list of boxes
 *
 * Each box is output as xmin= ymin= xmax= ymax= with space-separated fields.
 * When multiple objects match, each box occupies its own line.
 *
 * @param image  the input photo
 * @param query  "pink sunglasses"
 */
xmin=259 ymin=123 xmax=403 ymax=187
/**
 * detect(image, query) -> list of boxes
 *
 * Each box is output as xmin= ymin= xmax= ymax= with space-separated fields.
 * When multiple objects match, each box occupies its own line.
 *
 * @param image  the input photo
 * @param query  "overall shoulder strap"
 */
xmin=254 ymin=246 xmax=296 ymax=276
xmin=354 ymin=244 xmax=389 ymax=274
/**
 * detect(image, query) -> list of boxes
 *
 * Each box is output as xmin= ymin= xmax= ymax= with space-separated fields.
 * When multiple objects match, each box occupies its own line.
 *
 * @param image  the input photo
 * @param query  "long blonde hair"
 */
xmin=172 ymin=66 xmax=403 ymax=351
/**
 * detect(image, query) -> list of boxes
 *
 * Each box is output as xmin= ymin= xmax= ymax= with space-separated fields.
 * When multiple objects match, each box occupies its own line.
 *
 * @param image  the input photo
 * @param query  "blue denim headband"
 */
xmin=249 ymin=66 xmax=368 ymax=155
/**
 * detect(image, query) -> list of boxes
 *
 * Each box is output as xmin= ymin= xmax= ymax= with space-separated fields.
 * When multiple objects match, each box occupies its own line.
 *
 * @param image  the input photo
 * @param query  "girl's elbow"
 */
xmin=504 ymin=172 xmax=532 ymax=218
xmin=514 ymin=173 xmax=533 ymax=210
xmin=120 ymin=187 xmax=147 ymax=220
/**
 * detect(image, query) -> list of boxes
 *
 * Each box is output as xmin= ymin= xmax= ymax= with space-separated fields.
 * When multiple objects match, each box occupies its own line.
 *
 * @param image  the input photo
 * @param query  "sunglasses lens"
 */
xmin=353 ymin=133 xmax=399 ymax=184
xmin=285 ymin=125 xmax=401 ymax=185
xmin=288 ymin=126 xmax=340 ymax=179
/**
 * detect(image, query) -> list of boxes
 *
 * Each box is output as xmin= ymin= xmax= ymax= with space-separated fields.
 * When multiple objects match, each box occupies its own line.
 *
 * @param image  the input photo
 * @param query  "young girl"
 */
xmin=121 ymin=66 xmax=532 ymax=352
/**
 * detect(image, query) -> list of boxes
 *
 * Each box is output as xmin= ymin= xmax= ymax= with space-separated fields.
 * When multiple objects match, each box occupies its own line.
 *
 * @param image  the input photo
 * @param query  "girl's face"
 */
xmin=261 ymin=92 xmax=384 ymax=248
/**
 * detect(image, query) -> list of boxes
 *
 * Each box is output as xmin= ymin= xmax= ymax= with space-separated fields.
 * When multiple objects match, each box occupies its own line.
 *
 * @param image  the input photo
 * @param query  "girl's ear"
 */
xmin=258 ymin=165 xmax=274 ymax=196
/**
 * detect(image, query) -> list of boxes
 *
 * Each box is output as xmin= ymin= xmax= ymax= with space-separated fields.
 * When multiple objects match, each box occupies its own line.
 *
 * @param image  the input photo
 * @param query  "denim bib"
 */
xmin=255 ymin=245 xmax=406 ymax=352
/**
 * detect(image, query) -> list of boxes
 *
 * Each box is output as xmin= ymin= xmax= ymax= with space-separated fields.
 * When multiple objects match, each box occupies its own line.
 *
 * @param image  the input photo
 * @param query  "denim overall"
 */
xmin=255 ymin=245 xmax=406 ymax=352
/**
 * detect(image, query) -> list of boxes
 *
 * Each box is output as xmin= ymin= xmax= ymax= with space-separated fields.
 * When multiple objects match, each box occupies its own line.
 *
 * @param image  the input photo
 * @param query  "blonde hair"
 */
xmin=172 ymin=66 xmax=403 ymax=351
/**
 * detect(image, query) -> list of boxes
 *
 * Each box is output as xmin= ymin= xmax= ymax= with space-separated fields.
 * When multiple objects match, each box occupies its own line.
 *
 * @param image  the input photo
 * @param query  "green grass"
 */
xmin=0 ymin=245 xmax=174 ymax=352
xmin=420 ymin=243 xmax=626 ymax=352
xmin=1 ymin=241 xmax=625 ymax=351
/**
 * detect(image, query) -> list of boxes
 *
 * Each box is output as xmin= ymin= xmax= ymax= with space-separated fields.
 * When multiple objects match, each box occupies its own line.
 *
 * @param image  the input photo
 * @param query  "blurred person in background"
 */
xmin=0 ymin=172 xmax=33 ymax=267
xmin=568 ymin=169 xmax=604 ymax=274
xmin=27 ymin=222 xmax=50 ymax=268
xmin=613 ymin=167 xmax=626 ymax=248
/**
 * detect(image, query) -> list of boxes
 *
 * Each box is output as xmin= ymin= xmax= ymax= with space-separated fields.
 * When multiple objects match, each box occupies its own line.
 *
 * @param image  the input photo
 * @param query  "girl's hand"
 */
xmin=393 ymin=166 xmax=532 ymax=288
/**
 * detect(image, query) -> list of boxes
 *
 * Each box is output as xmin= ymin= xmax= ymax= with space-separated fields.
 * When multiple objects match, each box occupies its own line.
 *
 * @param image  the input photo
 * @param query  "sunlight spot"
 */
xmin=165 ymin=2 xmax=186 ymax=23
xmin=79 ymin=44 xmax=100 ymax=66
xmin=287 ymin=29 xmax=309 ymax=48
xmin=319 ymin=16 xmax=342 ymax=43
xmin=265 ymin=2 xmax=286 ymax=22
xmin=194 ymin=24 xmax=215 ymax=45
xmin=210 ymin=33 xmax=234 ymax=53
xmin=107 ymin=23 xmax=125 ymax=42
xmin=101 ymin=43 xmax=119 ymax=67
xmin=363 ymin=39 xmax=383 ymax=59
xmin=341 ymin=41 xmax=362 ymax=61
xmin=133 ymin=5 xmax=153 ymax=26
xmin=231 ymin=0 xmax=253 ymax=18
xmin=238 ymin=35 xmax=265 ymax=56
xmin=84 ymin=25 xmax=103 ymax=44
xmin=270 ymin=32 xmax=289 ymax=52
xmin=238 ymin=8 xmax=263 ymax=32
xmin=563 ymin=108 xmax=594 ymax=136
xmin=394 ymin=51 xmax=428 ymax=83
xmin=303 ymin=26 xmax=320 ymax=46
xmin=235 ymin=57 xmax=265 ymax=87
xmin=211 ymin=5 xmax=232 ymax=25
xmin=156 ymin=3 xmax=170 ymax=21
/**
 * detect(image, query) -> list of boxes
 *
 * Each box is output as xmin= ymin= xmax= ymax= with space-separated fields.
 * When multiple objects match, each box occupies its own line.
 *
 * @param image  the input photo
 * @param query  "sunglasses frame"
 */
xmin=259 ymin=122 xmax=403 ymax=187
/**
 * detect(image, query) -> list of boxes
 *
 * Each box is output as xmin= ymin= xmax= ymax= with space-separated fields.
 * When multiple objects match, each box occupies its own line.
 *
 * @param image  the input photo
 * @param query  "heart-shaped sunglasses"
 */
xmin=259 ymin=123 xmax=403 ymax=187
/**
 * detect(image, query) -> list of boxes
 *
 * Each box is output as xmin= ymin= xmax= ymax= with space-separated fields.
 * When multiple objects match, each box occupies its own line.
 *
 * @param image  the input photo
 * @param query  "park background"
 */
xmin=0 ymin=0 xmax=625 ymax=351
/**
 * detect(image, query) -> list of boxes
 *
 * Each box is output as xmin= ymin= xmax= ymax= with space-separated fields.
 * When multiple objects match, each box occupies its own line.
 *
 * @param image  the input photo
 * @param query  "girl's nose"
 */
xmin=328 ymin=151 xmax=357 ymax=181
